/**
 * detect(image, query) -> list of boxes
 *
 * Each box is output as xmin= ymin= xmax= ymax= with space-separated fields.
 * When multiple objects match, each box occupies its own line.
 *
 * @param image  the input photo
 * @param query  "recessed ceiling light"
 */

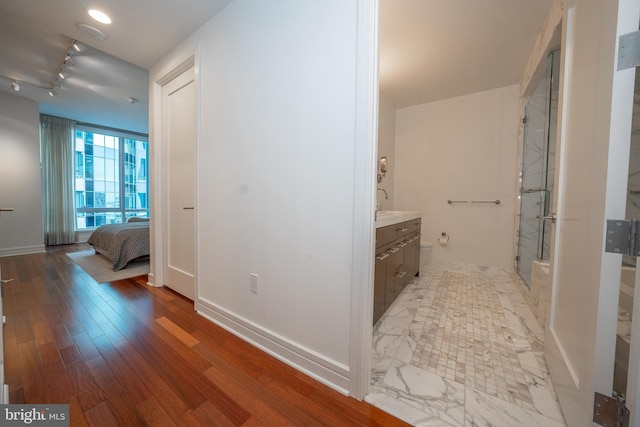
xmin=88 ymin=9 xmax=111 ymax=24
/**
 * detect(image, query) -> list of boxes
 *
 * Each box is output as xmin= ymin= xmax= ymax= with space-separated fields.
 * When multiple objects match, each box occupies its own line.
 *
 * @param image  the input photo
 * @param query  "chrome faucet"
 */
xmin=375 ymin=188 xmax=388 ymax=221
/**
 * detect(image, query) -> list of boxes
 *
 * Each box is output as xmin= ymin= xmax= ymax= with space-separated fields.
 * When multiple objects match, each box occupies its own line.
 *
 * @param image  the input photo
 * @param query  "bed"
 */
xmin=87 ymin=219 xmax=150 ymax=271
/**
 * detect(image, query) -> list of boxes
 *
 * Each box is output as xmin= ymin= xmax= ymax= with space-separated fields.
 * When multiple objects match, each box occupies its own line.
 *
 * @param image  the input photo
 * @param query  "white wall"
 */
xmin=377 ymin=90 xmax=396 ymax=209
xmin=0 ymin=92 xmax=44 ymax=256
xmin=150 ymin=0 xmax=371 ymax=394
xmin=394 ymin=86 xmax=520 ymax=269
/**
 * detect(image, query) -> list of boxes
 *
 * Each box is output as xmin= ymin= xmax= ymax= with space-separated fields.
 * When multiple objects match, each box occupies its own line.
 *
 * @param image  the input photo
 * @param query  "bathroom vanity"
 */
xmin=374 ymin=211 xmax=421 ymax=325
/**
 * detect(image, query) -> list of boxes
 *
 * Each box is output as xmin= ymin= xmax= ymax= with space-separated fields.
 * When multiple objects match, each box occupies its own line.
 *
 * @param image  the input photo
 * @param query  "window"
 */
xmin=74 ymin=128 xmax=149 ymax=229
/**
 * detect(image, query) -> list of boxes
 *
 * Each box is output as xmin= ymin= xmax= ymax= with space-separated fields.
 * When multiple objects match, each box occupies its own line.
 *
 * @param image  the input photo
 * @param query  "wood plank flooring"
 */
xmin=1 ymin=244 xmax=408 ymax=426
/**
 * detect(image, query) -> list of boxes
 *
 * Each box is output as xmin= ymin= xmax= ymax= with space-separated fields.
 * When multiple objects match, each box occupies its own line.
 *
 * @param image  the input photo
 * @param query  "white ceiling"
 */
xmin=379 ymin=0 xmax=554 ymax=108
xmin=0 ymin=0 xmax=553 ymax=133
xmin=0 ymin=0 xmax=233 ymax=134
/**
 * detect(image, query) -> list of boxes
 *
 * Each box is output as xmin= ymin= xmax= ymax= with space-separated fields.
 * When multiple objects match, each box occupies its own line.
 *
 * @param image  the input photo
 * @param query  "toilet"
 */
xmin=419 ymin=239 xmax=433 ymax=274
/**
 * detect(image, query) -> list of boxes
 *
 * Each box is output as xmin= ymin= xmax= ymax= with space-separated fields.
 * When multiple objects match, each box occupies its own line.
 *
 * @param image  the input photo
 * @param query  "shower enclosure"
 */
xmin=516 ymin=49 xmax=560 ymax=286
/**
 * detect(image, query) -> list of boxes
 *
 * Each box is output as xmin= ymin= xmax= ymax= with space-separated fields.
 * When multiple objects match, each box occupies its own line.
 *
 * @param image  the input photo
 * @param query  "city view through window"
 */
xmin=74 ymin=129 xmax=149 ymax=229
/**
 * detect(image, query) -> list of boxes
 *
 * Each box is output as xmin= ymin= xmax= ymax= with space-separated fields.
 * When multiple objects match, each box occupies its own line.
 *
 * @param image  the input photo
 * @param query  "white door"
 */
xmin=162 ymin=66 xmax=196 ymax=300
xmin=545 ymin=0 xmax=640 ymax=426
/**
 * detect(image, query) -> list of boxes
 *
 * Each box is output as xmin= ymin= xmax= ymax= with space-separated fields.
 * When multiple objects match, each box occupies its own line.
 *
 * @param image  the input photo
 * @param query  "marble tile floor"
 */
xmin=366 ymin=260 xmax=567 ymax=426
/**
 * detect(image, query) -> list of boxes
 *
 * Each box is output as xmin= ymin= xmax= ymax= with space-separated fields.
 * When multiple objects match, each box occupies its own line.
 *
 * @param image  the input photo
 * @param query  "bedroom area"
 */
xmin=0 ymin=12 xmax=152 ymax=284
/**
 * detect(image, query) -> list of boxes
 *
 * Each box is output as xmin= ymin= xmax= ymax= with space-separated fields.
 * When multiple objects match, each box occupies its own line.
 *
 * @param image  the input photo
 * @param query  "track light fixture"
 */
xmin=72 ymin=41 xmax=86 ymax=52
xmin=3 ymin=40 xmax=84 ymax=98
xmin=0 ymin=76 xmax=49 ymax=93
xmin=47 ymin=39 xmax=83 ymax=98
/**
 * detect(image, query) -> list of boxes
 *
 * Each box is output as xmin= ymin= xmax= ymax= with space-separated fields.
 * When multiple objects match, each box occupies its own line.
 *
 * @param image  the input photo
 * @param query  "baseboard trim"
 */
xmin=75 ymin=230 xmax=93 ymax=243
xmin=196 ymin=297 xmax=351 ymax=395
xmin=0 ymin=245 xmax=46 ymax=257
xmin=147 ymin=273 xmax=157 ymax=287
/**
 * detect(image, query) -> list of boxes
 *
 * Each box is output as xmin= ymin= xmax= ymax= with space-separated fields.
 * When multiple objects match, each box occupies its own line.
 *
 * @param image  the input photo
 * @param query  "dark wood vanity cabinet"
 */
xmin=373 ymin=217 xmax=421 ymax=325
xmin=373 ymin=254 xmax=387 ymax=324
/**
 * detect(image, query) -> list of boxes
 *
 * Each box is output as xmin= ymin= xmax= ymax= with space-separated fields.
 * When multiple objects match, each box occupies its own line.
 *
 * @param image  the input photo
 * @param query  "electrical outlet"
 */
xmin=250 ymin=273 xmax=258 ymax=294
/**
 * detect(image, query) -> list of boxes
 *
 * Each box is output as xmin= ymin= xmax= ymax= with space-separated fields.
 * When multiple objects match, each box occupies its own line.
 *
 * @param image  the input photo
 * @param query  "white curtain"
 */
xmin=40 ymin=115 xmax=76 ymax=245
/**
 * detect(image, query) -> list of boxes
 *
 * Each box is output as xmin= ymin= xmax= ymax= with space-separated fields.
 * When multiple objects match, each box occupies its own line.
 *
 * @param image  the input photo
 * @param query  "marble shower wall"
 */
xmin=517 ymin=77 xmax=546 ymax=286
xmin=517 ymin=50 xmax=559 ymax=286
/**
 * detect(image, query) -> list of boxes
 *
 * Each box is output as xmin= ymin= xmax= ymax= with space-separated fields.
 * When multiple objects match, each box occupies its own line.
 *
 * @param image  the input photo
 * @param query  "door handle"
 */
xmin=375 ymin=253 xmax=389 ymax=261
xmin=0 ymin=278 xmax=12 ymax=297
xmin=536 ymin=213 xmax=557 ymax=224
xmin=182 ymin=207 xmax=194 ymax=210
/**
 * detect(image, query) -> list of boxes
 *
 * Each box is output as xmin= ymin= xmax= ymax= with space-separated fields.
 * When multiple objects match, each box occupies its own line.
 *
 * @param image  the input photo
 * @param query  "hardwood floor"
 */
xmin=1 ymin=244 xmax=408 ymax=426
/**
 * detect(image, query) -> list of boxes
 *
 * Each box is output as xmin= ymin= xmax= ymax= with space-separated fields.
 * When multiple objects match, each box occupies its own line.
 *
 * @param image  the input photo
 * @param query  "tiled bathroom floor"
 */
xmin=366 ymin=260 xmax=567 ymax=426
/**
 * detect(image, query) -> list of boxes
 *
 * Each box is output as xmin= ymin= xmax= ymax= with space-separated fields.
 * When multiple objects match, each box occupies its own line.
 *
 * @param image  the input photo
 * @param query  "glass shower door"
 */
xmin=516 ymin=49 xmax=559 ymax=286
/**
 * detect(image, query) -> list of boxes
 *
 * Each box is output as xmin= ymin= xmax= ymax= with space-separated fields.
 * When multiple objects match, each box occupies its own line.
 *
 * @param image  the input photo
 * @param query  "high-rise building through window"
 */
xmin=74 ymin=128 xmax=149 ymax=229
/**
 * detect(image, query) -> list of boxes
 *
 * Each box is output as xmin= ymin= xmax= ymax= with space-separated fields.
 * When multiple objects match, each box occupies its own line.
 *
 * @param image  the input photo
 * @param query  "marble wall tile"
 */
xmin=523 ymin=260 xmax=551 ymax=332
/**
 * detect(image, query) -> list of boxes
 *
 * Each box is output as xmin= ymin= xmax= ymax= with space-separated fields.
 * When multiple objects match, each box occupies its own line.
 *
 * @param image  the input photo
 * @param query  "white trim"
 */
xmin=350 ymin=0 xmax=379 ymax=400
xmin=151 ymin=50 xmax=199 ymax=297
xmin=547 ymin=4 xmax=573 ymax=339
xmin=156 ymin=56 xmax=195 ymax=87
xmin=196 ymin=297 xmax=351 ymax=394
xmin=550 ymin=328 xmax=579 ymax=388
xmin=75 ymin=230 xmax=92 ymax=243
xmin=615 ymin=2 xmax=640 ymax=424
xmin=193 ymin=44 xmax=202 ymax=310
xmin=150 ymin=78 xmax=163 ymax=290
xmin=146 ymin=272 xmax=157 ymax=287
xmin=75 ymin=123 xmax=148 ymax=141
xmin=0 ymin=245 xmax=45 ymax=257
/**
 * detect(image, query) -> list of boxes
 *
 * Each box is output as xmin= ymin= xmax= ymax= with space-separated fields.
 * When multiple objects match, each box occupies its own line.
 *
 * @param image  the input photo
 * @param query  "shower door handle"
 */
xmin=537 ymin=213 xmax=557 ymax=224
xmin=521 ymin=188 xmax=547 ymax=194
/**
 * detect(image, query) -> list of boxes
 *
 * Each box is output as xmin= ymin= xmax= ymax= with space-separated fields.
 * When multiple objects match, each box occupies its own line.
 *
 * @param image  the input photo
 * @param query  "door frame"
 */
xmin=150 ymin=51 xmax=200 ymax=304
xmin=351 ymin=0 xmax=379 ymax=399
xmin=544 ymin=0 xmax=640 ymax=425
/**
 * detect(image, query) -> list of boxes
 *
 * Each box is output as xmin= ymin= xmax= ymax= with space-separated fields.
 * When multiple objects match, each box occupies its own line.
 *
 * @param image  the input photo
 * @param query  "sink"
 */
xmin=375 ymin=210 xmax=422 ymax=228
xmin=376 ymin=210 xmax=404 ymax=217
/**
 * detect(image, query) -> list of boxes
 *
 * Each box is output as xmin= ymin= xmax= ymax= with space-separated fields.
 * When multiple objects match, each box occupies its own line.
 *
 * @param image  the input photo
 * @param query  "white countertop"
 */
xmin=375 ymin=210 xmax=422 ymax=228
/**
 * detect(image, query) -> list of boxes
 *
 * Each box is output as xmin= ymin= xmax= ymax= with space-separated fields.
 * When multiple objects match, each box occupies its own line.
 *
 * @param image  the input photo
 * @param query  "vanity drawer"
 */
xmin=407 ymin=217 xmax=421 ymax=233
xmin=393 ymin=221 xmax=412 ymax=239
xmin=376 ymin=224 xmax=398 ymax=248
